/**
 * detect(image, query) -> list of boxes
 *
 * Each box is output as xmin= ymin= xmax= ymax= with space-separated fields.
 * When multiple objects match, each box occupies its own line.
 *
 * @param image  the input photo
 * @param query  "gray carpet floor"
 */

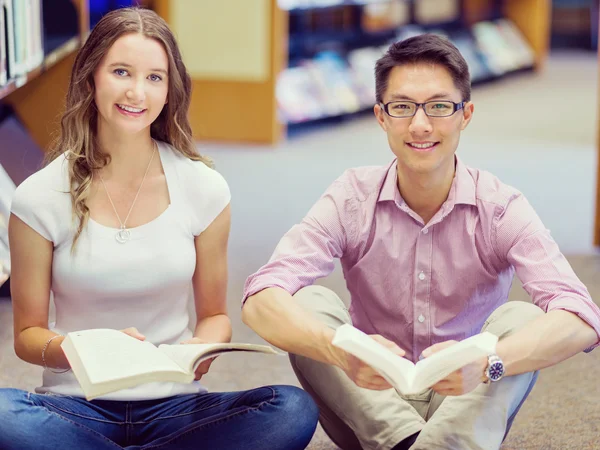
xmin=1 ymin=51 xmax=599 ymax=449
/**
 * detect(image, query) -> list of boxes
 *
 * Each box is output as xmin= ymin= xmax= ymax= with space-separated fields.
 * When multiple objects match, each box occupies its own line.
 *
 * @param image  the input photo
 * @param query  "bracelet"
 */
xmin=42 ymin=335 xmax=71 ymax=374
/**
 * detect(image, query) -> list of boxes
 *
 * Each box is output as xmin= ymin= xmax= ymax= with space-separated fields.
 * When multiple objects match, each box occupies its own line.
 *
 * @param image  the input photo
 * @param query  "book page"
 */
xmin=332 ymin=324 xmax=415 ymax=393
xmin=158 ymin=343 xmax=279 ymax=373
xmin=409 ymin=332 xmax=498 ymax=394
xmin=64 ymin=329 xmax=187 ymax=385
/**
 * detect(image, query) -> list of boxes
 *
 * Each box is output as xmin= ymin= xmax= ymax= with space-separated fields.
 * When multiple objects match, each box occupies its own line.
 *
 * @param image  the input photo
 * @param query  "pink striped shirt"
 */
xmin=243 ymin=158 xmax=600 ymax=362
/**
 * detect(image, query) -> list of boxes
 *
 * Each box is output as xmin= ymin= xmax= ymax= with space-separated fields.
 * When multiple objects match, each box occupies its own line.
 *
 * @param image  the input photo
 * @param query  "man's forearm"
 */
xmin=497 ymin=309 xmax=598 ymax=376
xmin=242 ymin=287 xmax=346 ymax=368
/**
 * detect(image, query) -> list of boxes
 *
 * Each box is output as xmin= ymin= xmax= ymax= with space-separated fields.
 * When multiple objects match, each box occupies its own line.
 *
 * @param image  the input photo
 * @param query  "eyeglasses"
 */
xmin=381 ymin=100 xmax=466 ymax=118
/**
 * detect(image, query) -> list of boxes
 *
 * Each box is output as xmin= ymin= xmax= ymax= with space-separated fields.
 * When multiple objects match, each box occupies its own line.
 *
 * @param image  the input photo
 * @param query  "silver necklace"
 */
xmin=98 ymin=142 xmax=157 ymax=244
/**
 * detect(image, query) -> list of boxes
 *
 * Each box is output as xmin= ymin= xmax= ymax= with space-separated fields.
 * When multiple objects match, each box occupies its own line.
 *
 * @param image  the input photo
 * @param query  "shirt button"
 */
xmin=418 ymin=314 xmax=425 ymax=323
xmin=418 ymin=271 xmax=426 ymax=281
xmin=422 ymin=228 xmax=429 ymax=234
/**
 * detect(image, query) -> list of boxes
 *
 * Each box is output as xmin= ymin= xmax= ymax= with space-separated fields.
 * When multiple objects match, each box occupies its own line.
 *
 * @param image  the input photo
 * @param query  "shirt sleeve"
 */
xmin=493 ymin=193 xmax=600 ymax=352
xmin=242 ymin=177 xmax=356 ymax=304
xmin=187 ymin=161 xmax=231 ymax=236
xmin=10 ymin=176 xmax=56 ymax=242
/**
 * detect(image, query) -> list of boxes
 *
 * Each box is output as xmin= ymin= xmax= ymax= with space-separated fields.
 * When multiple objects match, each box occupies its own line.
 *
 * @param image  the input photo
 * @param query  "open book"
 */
xmin=61 ymin=329 xmax=280 ymax=400
xmin=332 ymin=324 xmax=497 ymax=396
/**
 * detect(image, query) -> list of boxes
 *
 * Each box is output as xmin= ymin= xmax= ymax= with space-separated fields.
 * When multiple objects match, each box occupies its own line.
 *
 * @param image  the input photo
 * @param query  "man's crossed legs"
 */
xmin=290 ymin=286 xmax=542 ymax=450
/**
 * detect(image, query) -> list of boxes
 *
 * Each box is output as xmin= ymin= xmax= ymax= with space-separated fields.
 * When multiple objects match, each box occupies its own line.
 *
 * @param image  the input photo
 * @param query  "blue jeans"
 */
xmin=0 ymin=385 xmax=319 ymax=449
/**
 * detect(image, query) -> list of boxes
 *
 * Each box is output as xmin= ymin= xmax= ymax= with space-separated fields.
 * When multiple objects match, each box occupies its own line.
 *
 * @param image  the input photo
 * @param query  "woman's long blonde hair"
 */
xmin=45 ymin=7 xmax=211 ymax=251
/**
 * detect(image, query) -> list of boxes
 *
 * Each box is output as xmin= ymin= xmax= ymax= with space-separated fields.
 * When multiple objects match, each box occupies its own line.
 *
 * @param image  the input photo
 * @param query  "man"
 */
xmin=241 ymin=35 xmax=600 ymax=450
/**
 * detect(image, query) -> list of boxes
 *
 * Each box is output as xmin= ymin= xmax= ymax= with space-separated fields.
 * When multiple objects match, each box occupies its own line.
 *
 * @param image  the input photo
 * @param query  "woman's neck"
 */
xmin=96 ymin=127 xmax=156 ymax=181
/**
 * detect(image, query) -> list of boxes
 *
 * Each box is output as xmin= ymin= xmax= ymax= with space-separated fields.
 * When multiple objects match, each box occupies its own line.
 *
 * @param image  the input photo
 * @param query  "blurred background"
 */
xmin=1 ymin=1 xmax=599 ymax=449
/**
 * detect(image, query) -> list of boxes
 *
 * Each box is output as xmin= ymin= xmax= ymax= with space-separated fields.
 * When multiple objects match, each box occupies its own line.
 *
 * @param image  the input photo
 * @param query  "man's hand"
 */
xmin=341 ymin=334 xmax=405 ymax=390
xmin=422 ymin=341 xmax=488 ymax=396
xmin=181 ymin=337 xmax=216 ymax=381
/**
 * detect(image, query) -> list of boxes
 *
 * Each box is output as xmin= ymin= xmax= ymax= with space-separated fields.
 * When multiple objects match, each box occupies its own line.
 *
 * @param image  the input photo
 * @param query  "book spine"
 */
xmin=0 ymin=0 xmax=6 ymax=86
xmin=4 ymin=0 xmax=15 ymax=80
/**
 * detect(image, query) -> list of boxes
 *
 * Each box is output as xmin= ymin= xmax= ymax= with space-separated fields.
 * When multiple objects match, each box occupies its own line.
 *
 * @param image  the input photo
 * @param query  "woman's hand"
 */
xmin=182 ymin=337 xmax=216 ymax=381
xmin=120 ymin=327 xmax=146 ymax=341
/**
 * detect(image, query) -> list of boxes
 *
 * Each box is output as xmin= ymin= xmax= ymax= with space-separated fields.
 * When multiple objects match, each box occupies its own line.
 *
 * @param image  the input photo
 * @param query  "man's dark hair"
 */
xmin=375 ymin=34 xmax=471 ymax=104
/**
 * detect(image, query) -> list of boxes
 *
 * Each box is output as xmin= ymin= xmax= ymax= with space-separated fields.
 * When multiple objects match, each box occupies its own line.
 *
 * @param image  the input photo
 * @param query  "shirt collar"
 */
xmin=453 ymin=157 xmax=477 ymax=206
xmin=378 ymin=160 xmax=400 ymax=203
xmin=377 ymin=156 xmax=477 ymax=207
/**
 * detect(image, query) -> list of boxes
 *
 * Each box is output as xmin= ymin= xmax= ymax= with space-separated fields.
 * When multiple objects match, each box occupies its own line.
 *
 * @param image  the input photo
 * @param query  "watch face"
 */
xmin=489 ymin=362 xmax=505 ymax=381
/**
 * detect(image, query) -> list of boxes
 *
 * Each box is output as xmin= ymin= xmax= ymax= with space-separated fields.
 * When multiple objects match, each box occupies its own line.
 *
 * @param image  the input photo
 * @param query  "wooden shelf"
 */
xmin=152 ymin=0 xmax=286 ymax=144
xmin=0 ymin=36 xmax=80 ymax=102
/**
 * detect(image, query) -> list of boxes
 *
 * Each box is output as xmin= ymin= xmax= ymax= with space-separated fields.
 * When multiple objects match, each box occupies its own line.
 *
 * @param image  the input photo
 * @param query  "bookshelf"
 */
xmin=0 ymin=0 xmax=89 ymax=150
xmin=150 ymin=0 xmax=550 ymax=145
xmin=0 ymin=37 xmax=80 ymax=101
xmin=463 ymin=0 xmax=550 ymax=68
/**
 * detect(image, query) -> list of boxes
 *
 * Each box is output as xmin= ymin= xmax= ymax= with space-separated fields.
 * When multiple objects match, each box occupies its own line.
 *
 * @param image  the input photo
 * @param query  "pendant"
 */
xmin=115 ymin=227 xmax=131 ymax=244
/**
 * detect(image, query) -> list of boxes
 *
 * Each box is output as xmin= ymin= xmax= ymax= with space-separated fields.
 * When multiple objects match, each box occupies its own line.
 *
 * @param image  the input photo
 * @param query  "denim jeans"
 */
xmin=0 ymin=385 xmax=319 ymax=449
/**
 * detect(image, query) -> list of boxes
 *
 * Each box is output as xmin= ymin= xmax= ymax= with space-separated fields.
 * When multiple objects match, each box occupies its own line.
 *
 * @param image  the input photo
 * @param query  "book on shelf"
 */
xmin=0 ymin=1 xmax=6 ymax=86
xmin=3 ymin=0 xmax=16 ymax=82
xmin=495 ymin=19 xmax=535 ymax=69
xmin=277 ymin=65 xmax=328 ymax=123
xmin=0 ymin=0 xmax=44 ymax=87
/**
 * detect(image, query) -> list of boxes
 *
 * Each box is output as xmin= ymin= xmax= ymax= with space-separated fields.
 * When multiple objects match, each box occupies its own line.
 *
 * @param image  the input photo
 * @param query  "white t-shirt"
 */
xmin=10 ymin=141 xmax=231 ymax=400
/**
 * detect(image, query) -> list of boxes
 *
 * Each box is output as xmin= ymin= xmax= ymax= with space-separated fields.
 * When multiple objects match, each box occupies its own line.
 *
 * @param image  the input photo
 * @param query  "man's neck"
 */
xmin=396 ymin=160 xmax=455 ymax=224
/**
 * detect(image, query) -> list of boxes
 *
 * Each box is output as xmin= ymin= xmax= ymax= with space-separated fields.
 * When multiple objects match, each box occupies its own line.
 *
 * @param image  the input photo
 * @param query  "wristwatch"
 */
xmin=484 ymin=354 xmax=505 ymax=383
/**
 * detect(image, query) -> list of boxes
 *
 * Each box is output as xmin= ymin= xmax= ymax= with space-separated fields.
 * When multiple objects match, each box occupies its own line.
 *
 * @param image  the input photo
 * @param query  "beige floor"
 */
xmin=1 ymin=50 xmax=599 ymax=449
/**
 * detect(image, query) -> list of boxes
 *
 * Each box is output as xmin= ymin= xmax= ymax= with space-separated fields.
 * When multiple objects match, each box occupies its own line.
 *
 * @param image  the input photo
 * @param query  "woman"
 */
xmin=0 ymin=7 xmax=318 ymax=450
